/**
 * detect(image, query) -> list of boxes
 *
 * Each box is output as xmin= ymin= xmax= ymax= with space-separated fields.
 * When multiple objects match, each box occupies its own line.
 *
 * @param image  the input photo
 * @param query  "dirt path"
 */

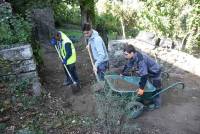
xmin=135 ymin=72 xmax=200 ymax=134
xmin=39 ymin=41 xmax=200 ymax=134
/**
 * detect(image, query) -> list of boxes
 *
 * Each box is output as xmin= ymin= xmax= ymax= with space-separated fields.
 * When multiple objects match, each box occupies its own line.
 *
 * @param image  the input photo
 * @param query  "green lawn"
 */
xmin=58 ymin=28 xmax=117 ymax=41
xmin=58 ymin=28 xmax=83 ymax=38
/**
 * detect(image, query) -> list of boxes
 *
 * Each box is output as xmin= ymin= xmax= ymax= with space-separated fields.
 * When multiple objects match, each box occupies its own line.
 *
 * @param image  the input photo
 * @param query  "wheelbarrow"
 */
xmin=104 ymin=74 xmax=184 ymax=118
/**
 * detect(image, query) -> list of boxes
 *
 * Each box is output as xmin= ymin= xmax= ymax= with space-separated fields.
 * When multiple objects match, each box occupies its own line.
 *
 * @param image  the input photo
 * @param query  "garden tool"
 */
xmin=86 ymin=44 xmax=105 ymax=91
xmin=86 ymin=44 xmax=100 ymax=82
xmin=54 ymin=45 xmax=77 ymax=86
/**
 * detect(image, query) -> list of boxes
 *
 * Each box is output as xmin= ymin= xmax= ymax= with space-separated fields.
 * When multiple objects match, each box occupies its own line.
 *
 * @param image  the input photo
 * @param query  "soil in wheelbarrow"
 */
xmin=109 ymin=78 xmax=138 ymax=91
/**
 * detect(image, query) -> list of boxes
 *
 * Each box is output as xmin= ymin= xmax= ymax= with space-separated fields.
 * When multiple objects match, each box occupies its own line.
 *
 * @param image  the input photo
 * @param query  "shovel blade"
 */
xmin=92 ymin=81 xmax=105 ymax=92
xmin=71 ymin=83 xmax=81 ymax=93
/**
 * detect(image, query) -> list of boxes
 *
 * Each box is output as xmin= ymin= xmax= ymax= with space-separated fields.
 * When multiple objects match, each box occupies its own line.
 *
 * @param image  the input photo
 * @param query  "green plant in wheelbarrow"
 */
xmin=105 ymin=75 xmax=184 ymax=119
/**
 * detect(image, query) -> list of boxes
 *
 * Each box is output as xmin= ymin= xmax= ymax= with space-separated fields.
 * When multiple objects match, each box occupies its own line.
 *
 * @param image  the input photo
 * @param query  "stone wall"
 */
xmin=108 ymin=32 xmax=200 ymax=77
xmin=0 ymin=44 xmax=41 ymax=96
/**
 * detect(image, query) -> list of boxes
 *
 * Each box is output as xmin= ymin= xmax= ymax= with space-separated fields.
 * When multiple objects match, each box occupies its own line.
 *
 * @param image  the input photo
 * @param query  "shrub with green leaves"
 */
xmin=94 ymin=86 xmax=140 ymax=134
xmin=53 ymin=2 xmax=81 ymax=26
xmin=137 ymin=0 xmax=200 ymax=51
xmin=0 ymin=17 xmax=31 ymax=46
xmin=0 ymin=3 xmax=31 ymax=46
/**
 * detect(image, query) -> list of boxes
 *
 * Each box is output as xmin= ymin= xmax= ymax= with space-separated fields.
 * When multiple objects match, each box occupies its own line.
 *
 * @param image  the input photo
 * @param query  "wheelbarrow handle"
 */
xmin=54 ymin=45 xmax=76 ymax=84
xmin=86 ymin=44 xmax=100 ymax=82
xmin=150 ymin=82 xmax=184 ymax=99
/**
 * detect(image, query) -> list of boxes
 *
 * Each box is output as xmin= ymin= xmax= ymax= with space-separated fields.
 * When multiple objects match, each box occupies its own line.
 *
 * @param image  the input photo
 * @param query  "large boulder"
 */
xmin=31 ymin=7 xmax=56 ymax=44
xmin=135 ymin=31 xmax=158 ymax=46
xmin=159 ymin=38 xmax=175 ymax=49
xmin=108 ymin=40 xmax=127 ymax=69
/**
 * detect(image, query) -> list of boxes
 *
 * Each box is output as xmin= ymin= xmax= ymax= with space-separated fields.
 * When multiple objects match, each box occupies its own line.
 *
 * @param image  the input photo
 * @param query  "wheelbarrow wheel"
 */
xmin=126 ymin=101 xmax=144 ymax=119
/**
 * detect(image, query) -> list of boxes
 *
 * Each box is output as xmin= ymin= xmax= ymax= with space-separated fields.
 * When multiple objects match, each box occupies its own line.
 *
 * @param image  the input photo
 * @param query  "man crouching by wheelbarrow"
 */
xmin=121 ymin=44 xmax=162 ymax=109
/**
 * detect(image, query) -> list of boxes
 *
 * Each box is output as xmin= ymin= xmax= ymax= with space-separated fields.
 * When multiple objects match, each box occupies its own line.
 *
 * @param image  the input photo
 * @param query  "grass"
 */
xmin=108 ymin=32 xmax=117 ymax=40
xmin=58 ymin=27 xmax=118 ymax=41
xmin=58 ymin=28 xmax=83 ymax=39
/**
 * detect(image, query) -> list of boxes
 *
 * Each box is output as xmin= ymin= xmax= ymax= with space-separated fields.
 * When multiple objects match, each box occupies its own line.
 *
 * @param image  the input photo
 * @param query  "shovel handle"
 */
xmin=86 ymin=45 xmax=100 ymax=82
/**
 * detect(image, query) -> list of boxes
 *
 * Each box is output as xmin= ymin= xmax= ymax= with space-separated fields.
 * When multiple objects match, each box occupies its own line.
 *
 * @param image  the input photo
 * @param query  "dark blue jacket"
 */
xmin=58 ymin=40 xmax=72 ymax=62
xmin=122 ymin=52 xmax=161 ymax=89
xmin=64 ymin=43 xmax=72 ymax=61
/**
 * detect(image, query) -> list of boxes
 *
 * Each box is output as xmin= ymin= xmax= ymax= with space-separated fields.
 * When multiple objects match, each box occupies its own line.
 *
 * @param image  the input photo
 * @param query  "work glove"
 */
xmin=50 ymin=37 xmax=57 ymax=46
xmin=62 ymin=58 xmax=67 ymax=65
xmin=86 ymin=44 xmax=90 ymax=50
xmin=137 ymin=88 xmax=144 ymax=96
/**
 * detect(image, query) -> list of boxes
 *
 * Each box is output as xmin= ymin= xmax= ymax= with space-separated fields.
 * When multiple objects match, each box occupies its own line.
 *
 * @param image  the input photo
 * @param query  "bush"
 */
xmin=53 ymin=3 xmax=81 ymax=26
xmin=0 ymin=3 xmax=31 ymax=46
xmin=0 ymin=17 xmax=31 ymax=46
xmin=95 ymin=13 xmax=120 ymax=33
xmin=94 ymin=85 xmax=140 ymax=134
xmin=137 ymin=0 xmax=200 ymax=51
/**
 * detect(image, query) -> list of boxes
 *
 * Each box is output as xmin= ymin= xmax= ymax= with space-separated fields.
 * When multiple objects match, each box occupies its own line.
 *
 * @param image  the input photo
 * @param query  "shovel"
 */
xmin=54 ymin=45 xmax=80 ymax=91
xmin=86 ymin=45 xmax=105 ymax=92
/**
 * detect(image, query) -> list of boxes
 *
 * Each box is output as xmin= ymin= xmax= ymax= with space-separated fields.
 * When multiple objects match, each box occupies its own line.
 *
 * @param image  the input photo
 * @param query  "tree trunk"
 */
xmin=79 ymin=0 xmax=95 ymax=28
xmin=120 ymin=17 xmax=126 ymax=39
xmin=80 ymin=5 xmax=89 ymax=27
xmin=96 ymin=24 xmax=108 ymax=49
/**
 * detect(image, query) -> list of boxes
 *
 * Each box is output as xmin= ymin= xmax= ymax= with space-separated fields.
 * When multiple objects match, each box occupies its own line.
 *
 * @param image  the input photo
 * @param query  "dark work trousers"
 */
xmin=97 ymin=61 xmax=109 ymax=81
xmin=63 ymin=63 xmax=79 ymax=84
xmin=150 ymin=76 xmax=162 ymax=107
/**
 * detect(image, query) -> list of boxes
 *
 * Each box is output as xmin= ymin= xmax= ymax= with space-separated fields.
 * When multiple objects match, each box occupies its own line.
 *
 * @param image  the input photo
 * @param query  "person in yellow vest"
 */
xmin=50 ymin=31 xmax=80 ymax=87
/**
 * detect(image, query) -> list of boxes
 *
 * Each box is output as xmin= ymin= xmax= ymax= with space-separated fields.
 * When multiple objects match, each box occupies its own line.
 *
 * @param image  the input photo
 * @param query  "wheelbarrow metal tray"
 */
xmin=105 ymin=75 xmax=157 ymax=94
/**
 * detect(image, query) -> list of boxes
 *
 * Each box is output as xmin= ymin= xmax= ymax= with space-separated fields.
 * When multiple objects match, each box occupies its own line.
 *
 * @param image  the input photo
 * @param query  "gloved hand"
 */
xmin=86 ymin=44 xmax=90 ymax=49
xmin=62 ymin=58 xmax=67 ymax=64
xmin=50 ymin=37 xmax=57 ymax=46
xmin=137 ymin=88 xmax=144 ymax=96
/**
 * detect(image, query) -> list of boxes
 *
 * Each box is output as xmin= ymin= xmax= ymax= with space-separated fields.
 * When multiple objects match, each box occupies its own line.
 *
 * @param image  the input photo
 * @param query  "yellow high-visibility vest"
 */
xmin=59 ymin=31 xmax=76 ymax=65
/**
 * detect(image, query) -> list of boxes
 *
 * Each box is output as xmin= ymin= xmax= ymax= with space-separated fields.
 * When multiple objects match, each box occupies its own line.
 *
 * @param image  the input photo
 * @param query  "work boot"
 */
xmin=63 ymin=79 xmax=72 ymax=86
xmin=146 ymin=95 xmax=161 ymax=111
xmin=154 ymin=95 xmax=161 ymax=109
xmin=147 ymin=104 xmax=156 ymax=111
xmin=76 ymin=83 xmax=81 ymax=89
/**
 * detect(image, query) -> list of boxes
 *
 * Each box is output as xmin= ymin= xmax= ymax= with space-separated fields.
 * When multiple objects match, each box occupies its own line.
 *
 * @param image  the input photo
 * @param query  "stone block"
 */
xmin=0 ymin=44 xmax=41 ymax=96
xmin=0 ymin=45 xmax=33 ymax=61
